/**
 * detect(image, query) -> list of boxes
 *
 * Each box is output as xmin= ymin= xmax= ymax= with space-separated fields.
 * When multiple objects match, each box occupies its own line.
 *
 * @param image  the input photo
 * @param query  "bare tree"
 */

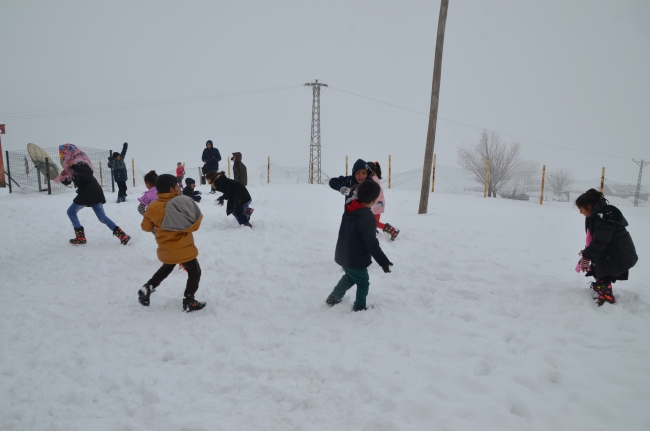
xmin=547 ymin=168 xmax=576 ymax=194
xmin=457 ymin=130 xmax=522 ymax=197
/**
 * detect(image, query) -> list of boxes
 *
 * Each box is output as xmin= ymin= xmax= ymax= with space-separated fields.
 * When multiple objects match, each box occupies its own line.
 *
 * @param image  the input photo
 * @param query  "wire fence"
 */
xmin=5 ymin=146 xmax=114 ymax=195
xmin=6 ymin=150 xmax=649 ymax=217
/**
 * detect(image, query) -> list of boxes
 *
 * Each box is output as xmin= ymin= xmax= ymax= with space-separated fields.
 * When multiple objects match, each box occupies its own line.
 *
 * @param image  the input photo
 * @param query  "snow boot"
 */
xmin=242 ymin=222 xmax=252 ymax=228
xmin=382 ymin=223 xmax=400 ymax=241
xmin=138 ymin=284 xmax=156 ymax=306
xmin=183 ymin=296 xmax=206 ymax=312
xmin=325 ymin=295 xmax=342 ymax=306
xmin=69 ymin=227 xmax=87 ymax=245
xmin=246 ymin=207 xmax=254 ymax=216
xmin=594 ymin=281 xmax=616 ymax=306
xmin=352 ymin=304 xmax=368 ymax=312
xmin=113 ymin=226 xmax=131 ymax=245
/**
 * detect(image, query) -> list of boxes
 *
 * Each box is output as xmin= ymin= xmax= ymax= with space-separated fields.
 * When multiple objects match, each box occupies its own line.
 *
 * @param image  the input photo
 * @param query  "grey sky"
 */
xmin=1 ymin=0 xmax=649 ymax=183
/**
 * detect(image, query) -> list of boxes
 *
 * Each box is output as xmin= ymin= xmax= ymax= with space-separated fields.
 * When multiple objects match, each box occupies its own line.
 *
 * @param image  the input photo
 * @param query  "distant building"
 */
xmin=603 ymin=184 xmax=648 ymax=201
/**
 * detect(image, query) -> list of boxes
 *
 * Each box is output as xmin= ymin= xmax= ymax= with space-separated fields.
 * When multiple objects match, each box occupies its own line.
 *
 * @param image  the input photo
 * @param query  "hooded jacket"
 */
xmin=335 ymin=200 xmax=391 ymax=269
xmin=370 ymin=175 xmax=385 ymax=215
xmin=55 ymin=144 xmax=106 ymax=206
xmin=212 ymin=175 xmax=251 ymax=215
xmin=202 ymin=144 xmax=221 ymax=172
xmin=107 ymin=143 xmax=128 ymax=182
xmin=137 ymin=186 xmax=158 ymax=207
xmin=329 ymin=159 xmax=370 ymax=205
xmin=142 ymin=193 xmax=203 ymax=264
xmin=231 ymin=152 xmax=248 ymax=186
xmin=581 ymin=199 xmax=638 ymax=279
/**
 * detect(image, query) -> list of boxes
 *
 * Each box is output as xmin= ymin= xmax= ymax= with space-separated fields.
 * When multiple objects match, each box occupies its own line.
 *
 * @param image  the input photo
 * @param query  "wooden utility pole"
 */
xmin=0 ymin=124 xmax=6 ymax=188
xmin=418 ymin=0 xmax=449 ymax=214
xmin=540 ymin=165 xmax=546 ymax=205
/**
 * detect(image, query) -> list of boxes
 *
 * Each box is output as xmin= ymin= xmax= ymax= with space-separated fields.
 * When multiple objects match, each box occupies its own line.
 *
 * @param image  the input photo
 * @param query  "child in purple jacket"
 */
xmin=137 ymin=171 xmax=159 ymax=216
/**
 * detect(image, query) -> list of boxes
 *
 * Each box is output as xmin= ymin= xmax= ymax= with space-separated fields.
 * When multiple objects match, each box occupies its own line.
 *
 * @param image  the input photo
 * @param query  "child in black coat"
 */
xmin=182 ymin=178 xmax=202 ymax=202
xmin=329 ymin=159 xmax=371 ymax=205
xmin=55 ymin=144 xmax=130 ymax=245
xmin=325 ymin=180 xmax=393 ymax=311
xmin=205 ymin=170 xmax=254 ymax=227
xmin=576 ymin=189 xmax=638 ymax=306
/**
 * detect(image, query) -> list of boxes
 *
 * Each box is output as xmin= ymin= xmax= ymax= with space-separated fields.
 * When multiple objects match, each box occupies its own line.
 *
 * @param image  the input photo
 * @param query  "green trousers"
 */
xmin=330 ymin=267 xmax=370 ymax=309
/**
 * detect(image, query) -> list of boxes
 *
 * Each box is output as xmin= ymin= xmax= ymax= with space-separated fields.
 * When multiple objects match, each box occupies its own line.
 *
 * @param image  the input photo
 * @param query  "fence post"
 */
xmin=132 ymin=158 xmax=136 ymax=187
xmin=388 ymin=155 xmax=392 ymax=189
xmin=484 ymin=159 xmax=490 ymax=198
xmin=5 ymin=151 xmax=11 ymax=193
xmin=600 ymin=167 xmax=605 ymax=194
xmin=109 ymin=150 xmax=115 ymax=193
xmin=346 ymin=156 xmax=348 ymax=176
xmin=99 ymin=161 xmax=104 ymax=187
xmin=540 ymin=165 xmax=546 ymax=205
xmin=228 ymin=159 xmax=231 ymax=178
xmin=431 ymin=153 xmax=436 ymax=192
xmin=45 ymin=157 xmax=52 ymax=195
xmin=198 ymin=167 xmax=203 ymax=185
xmin=267 ymin=156 xmax=270 ymax=184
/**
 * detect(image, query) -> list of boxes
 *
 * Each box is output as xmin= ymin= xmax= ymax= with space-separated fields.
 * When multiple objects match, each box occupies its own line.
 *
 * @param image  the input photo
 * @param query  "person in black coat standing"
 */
xmin=325 ymin=180 xmax=393 ymax=312
xmin=576 ymin=188 xmax=638 ymax=306
xmin=55 ymin=144 xmax=130 ymax=245
xmin=107 ymin=142 xmax=129 ymax=203
xmin=202 ymin=140 xmax=221 ymax=173
xmin=205 ymin=170 xmax=254 ymax=227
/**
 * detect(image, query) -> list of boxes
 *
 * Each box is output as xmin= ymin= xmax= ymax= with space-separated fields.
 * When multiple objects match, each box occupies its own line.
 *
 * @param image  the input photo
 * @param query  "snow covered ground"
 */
xmin=1 ymin=183 xmax=649 ymax=431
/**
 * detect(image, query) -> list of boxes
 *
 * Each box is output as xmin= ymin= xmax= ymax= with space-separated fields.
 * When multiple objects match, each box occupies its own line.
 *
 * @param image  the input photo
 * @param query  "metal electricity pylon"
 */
xmin=304 ymin=79 xmax=327 ymax=184
xmin=633 ymin=159 xmax=650 ymax=207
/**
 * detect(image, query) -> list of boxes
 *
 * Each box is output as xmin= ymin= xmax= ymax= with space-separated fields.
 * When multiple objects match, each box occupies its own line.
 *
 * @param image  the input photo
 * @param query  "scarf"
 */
xmin=54 ymin=144 xmax=95 ymax=183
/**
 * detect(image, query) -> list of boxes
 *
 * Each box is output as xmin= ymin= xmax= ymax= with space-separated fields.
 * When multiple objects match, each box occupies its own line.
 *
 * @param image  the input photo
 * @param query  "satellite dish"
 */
xmin=27 ymin=143 xmax=60 ymax=180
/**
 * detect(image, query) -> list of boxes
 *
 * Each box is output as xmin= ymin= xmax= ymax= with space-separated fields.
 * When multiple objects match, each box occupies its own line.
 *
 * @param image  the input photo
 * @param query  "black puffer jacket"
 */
xmin=335 ymin=201 xmax=390 ymax=269
xmin=581 ymin=200 xmax=638 ymax=279
xmin=61 ymin=163 xmax=106 ymax=206
xmin=212 ymin=175 xmax=251 ymax=215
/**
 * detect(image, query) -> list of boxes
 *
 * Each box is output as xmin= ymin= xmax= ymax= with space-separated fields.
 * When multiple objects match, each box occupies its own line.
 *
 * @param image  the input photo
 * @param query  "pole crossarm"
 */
xmin=305 ymin=80 xmax=327 ymax=184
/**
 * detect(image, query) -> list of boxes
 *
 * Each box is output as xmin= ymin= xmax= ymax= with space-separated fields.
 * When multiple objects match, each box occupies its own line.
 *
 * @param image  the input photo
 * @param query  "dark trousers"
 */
xmin=117 ymin=181 xmax=128 ymax=198
xmin=232 ymin=200 xmax=252 ymax=225
xmin=148 ymin=258 xmax=201 ymax=298
xmin=330 ymin=267 xmax=370 ymax=309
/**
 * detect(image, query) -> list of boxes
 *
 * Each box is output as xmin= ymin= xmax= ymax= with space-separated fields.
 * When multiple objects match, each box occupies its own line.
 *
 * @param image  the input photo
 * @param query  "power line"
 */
xmin=328 ymin=86 xmax=637 ymax=161
xmin=0 ymin=85 xmax=302 ymax=120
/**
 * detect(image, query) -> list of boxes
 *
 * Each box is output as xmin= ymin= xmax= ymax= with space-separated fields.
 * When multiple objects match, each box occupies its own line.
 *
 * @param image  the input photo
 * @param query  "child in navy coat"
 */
xmin=329 ymin=159 xmax=371 ymax=205
xmin=325 ymin=180 xmax=393 ymax=311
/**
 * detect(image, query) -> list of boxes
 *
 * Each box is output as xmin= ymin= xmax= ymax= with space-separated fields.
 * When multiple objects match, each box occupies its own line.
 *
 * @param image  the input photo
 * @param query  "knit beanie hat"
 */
xmin=185 ymin=177 xmax=196 ymax=186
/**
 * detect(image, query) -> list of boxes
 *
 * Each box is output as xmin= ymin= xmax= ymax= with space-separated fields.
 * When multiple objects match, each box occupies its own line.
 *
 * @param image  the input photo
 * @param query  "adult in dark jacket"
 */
xmin=576 ymin=188 xmax=638 ymax=306
xmin=326 ymin=180 xmax=393 ymax=311
xmin=55 ymin=144 xmax=130 ymax=245
xmin=205 ymin=170 xmax=254 ymax=227
xmin=329 ymin=158 xmax=371 ymax=205
xmin=107 ymin=142 xmax=129 ymax=202
xmin=202 ymin=140 xmax=221 ymax=173
xmin=231 ymin=152 xmax=247 ymax=185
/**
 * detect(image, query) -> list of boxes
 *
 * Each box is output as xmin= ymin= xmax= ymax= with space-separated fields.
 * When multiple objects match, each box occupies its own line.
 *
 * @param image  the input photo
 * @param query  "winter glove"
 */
xmin=339 ymin=186 xmax=351 ymax=195
xmin=215 ymin=196 xmax=225 ymax=206
xmin=382 ymin=262 xmax=393 ymax=273
xmin=195 ymin=191 xmax=202 ymax=195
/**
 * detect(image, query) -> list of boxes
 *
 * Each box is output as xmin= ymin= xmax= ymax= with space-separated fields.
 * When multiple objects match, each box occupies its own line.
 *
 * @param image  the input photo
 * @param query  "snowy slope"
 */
xmin=1 ymin=184 xmax=649 ymax=431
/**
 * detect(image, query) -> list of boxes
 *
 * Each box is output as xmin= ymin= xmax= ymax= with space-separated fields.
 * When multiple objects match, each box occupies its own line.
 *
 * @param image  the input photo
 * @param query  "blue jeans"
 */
xmin=67 ymin=203 xmax=117 ymax=231
xmin=232 ymin=200 xmax=252 ymax=225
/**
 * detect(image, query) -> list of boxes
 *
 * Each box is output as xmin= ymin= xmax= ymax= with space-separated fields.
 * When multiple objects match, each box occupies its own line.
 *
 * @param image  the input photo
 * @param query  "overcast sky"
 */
xmin=1 ymin=0 xmax=649 ymax=183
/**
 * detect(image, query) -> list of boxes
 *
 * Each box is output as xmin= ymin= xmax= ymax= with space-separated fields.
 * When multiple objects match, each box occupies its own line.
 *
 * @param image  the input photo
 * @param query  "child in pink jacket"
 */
xmin=367 ymin=161 xmax=399 ymax=240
